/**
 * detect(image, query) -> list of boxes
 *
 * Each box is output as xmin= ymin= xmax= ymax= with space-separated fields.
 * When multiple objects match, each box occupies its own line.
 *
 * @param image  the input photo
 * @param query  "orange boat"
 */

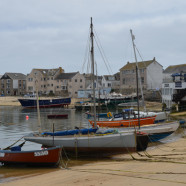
xmin=89 ymin=115 xmax=156 ymax=128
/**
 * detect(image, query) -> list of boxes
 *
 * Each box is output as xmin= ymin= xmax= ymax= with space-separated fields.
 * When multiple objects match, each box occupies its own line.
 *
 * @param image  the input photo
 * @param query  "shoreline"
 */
xmin=1 ymin=96 xmax=186 ymax=117
xmin=2 ymin=137 xmax=186 ymax=185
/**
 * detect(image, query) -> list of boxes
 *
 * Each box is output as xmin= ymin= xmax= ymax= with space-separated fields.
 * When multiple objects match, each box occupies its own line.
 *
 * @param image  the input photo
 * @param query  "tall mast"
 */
xmin=35 ymin=75 xmax=41 ymax=133
xmin=90 ymin=17 xmax=97 ymax=128
xmin=130 ymin=29 xmax=140 ymax=129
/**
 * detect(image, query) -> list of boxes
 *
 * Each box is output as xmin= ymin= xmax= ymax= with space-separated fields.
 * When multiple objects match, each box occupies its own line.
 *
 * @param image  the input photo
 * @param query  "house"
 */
xmin=55 ymin=72 xmax=85 ymax=98
xmin=120 ymin=57 xmax=163 ymax=94
xmin=0 ymin=73 xmax=26 ymax=96
xmin=26 ymin=67 xmax=64 ymax=95
xmin=162 ymin=64 xmax=186 ymax=111
xmin=102 ymin=74 xmax=120 ymax=92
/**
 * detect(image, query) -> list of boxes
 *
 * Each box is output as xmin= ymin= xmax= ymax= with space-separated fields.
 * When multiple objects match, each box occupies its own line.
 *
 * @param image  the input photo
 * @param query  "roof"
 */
xmin=120 ymin=58 xmax=156 ymax=71
xmin=33 ymin=67 xmax=64 ymax=77
xmin=1 ymin=73 xmax=26 ymax=80
xmin=55 ymin=72 xmax=78 ymax=80
xmin=103 ymin=75 xmax=116 ymax=81
xmin=164 ymin=64 xmax=186 ymax=74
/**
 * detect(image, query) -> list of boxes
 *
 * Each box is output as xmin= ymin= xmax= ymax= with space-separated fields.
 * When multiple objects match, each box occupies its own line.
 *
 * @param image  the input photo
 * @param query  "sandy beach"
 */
xmin=1 ymin=135 xmax=186 ymax=186
xmin=1 ymin=96 xmax=186 ymax=185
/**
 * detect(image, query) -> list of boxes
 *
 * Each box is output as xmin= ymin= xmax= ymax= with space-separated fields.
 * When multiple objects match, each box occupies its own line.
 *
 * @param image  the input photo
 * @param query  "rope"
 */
xmin=3 ymin=136 xmax=24 ymax=150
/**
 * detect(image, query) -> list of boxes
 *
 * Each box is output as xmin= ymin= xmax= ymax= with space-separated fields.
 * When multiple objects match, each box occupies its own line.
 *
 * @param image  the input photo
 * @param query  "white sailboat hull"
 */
xmin=119 ymin=121 xmax=179 ymax=134
xmin=24 ymin=132 xmax=138 ymax=153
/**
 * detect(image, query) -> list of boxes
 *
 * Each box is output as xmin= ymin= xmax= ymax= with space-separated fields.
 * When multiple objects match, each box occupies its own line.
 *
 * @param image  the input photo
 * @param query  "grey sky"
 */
xmin=0 ymin=0 xmax=186 ymax=76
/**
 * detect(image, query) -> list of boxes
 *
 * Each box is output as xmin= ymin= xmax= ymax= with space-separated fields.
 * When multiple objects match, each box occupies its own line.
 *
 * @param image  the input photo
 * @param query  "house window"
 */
xmin=122 ymin=78 xmax=125 ymax=84
xmin=80 ymin=86 xmax=83 ymax=88
xmin=108 ymin=83 xmax=111 ymax=87
xmin=28 ymin=86 xmax=33 ymax=91
xmin=80 ymin=79 xmax=82 ymax=82
xmin=51 ymin=84 xmax=53 ymax=87
xmin=7 ymin=79 xmax=11 ymax=83
xmin=51 ymin=77 xmax=53 ymax=80
xmin=141 ymin=77 xmax=144 ymax=84
xmin=75 ymin=79 xmax=77 ymax=82
xmin=57 ymin=86 xmax=59 ymax=88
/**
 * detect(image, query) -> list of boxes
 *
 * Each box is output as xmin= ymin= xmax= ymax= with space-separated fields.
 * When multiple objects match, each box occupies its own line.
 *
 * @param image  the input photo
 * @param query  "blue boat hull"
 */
xmin=18 ymin=97 xmax=71 ymax=108
xmin=148 ymin=131 xmax=173 ymax=142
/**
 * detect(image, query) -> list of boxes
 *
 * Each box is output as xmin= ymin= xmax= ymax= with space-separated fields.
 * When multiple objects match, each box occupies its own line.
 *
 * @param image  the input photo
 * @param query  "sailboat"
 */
xmin=24 ymin=18 xmax=149 ymax=155
xmin=89 ymin=29 xmax=179 ymax=142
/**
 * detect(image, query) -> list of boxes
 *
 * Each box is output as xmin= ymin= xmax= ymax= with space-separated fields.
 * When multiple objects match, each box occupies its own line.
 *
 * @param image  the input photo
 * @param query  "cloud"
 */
xmin=0 ymin=0 xmax=186 ymax=75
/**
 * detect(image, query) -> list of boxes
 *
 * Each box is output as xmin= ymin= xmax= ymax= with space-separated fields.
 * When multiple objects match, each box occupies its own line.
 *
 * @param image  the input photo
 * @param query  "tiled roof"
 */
xmin=120 ymin=58 xmax=156 ymax=71
xmin=34 ymin=67 xmax=63 ymax=76
xmin=164 ymin=64 xmax=186 ymax=73
xmin=3 ymin=73 xmax=26 ymax=80
xmin=55 ymin=72 xmax=78 ymax=79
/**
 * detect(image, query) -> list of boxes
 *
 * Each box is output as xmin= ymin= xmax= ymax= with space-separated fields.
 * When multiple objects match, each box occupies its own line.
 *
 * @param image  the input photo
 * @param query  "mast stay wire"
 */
xmin=81 ymin=27 xmax=91 ymax=74
xmin=94 ymin=29 xmax=113 ymax=75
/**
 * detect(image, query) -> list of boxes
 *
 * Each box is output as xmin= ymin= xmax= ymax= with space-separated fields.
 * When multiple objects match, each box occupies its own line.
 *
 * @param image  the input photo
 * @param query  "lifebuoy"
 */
xmin=107 ymin=112 xmax=112 ymax=118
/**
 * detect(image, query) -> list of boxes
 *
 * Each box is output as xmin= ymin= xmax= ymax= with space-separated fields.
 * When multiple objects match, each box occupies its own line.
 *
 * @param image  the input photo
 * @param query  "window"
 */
xmin=141 ymin=77 xmax=144 ymax=84
xmin=122 ymin=78 xmax=125 ymax=84
xmin=75 ymin=79 xmax=77 ymax=82
xmin=80 ymin=86 xmax=83 ymax=88
xmin=28 ymin=86 xmax=33 ymax=91
xmin=51 ymin=84 xmax=53 ymax=87
xmin=80 ymin=79 xmax=82 ymax=82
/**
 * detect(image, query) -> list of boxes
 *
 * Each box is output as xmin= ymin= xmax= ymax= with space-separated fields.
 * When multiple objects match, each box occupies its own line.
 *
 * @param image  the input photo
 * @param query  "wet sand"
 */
xmin=2 ymin=136 xmax=186 ymax=186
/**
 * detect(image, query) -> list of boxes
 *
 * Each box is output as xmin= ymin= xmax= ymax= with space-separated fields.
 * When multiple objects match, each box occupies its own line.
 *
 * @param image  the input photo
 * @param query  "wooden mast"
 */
xmin=130 ymin=29 xmax=140 ymax=129
xmin=90 ymin=17 xmax=97 ymax=128
xmin=35 ymin=76 xmax=41 ymax=133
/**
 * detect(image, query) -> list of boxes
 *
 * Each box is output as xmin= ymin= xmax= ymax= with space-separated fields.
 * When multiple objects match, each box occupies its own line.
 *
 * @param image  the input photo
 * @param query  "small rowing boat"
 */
xmin=0 ymin=145 xmax=62 ymax=166
xmin=47 ymin=114 xmax=68 ymax=119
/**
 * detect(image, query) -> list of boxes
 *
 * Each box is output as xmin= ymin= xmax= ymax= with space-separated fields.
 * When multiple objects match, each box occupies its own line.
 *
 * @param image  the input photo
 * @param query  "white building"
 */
xmin=120 ymin=57 xmax=163 ymax=94
xmin=162 ymin=64 xmax=186 ymax=110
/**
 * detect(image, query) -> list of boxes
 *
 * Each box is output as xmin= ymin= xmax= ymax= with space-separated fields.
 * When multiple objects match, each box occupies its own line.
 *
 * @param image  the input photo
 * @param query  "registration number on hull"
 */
xmin=0 ymin=153 xmax=5 ymax=157
xmin=34 ymin=151 xmax=48 ymax=157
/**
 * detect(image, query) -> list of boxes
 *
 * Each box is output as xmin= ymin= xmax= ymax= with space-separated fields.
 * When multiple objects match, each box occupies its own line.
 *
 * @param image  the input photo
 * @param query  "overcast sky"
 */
xmin=0 ymin=0 xmax=186 ymax=76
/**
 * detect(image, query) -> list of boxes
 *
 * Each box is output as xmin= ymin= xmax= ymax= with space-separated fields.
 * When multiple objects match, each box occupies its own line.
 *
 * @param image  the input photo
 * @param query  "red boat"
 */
xmin=47 ymin=114 xmax=68 ymax=119
xmin=0 ymin=146 xmax=62 ymax=166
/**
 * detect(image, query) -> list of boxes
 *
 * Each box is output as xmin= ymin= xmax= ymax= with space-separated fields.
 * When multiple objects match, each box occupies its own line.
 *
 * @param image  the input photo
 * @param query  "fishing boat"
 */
xmin=111 ymin=108 xmax=166 ymax=123
xmin=47 ymin=114 xmax=68 ymax=119
xmin=18 ymin=94 xmax=71 ymax=108
xmin=89 ymin=115 xmax=156 ymax=128
xmin=24 ymin=18 xmax=149 ymax=156
xmin=0 ymin=145 xmax=61 ymax=166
